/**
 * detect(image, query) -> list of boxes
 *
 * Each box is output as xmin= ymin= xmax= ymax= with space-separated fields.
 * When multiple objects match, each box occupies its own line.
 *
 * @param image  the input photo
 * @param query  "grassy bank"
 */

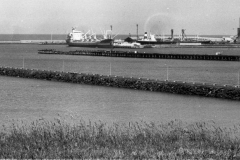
xmin=0 ymin=119 xmax=240 ymax=159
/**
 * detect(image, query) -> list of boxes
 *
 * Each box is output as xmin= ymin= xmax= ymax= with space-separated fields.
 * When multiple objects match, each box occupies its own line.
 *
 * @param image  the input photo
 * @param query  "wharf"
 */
xmin=38 ymin=49 xmax=240 ymax=61
xmin=156 ymin=44 xmax=240 ymax=48
xmin=0 ymin=41 xmax=21 ymax=44
xmin=0 ymin=40 xmax=66 ymax=44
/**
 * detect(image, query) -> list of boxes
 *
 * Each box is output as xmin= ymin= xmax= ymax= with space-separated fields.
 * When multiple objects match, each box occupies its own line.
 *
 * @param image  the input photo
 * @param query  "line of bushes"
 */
xmin=0 ymin=66 xmax=240 ymax=100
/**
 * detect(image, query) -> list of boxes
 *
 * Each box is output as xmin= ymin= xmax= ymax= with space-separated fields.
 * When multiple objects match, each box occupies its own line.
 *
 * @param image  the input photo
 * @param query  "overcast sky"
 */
xmin=1 ymin=0 xmax=240 ymax=35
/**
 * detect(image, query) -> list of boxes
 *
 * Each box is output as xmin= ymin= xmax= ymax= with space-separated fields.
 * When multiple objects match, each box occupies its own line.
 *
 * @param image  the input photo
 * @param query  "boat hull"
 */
xmin=66 ymin=39 xmax=113 ymax=48
xmin=68 ymin=42 xmax=112 ymax=48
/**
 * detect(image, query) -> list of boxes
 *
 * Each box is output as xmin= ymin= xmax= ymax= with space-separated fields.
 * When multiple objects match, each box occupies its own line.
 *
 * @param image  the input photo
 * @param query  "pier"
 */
xmin=39 ymin=49 xmax=240 ymax=61
xmin=0 ymin=66 xmax=240 ymax=100
xmin=156 ymin=44 xmax=240 ymax=48
xmin=0 ymin=40 xmax=66 ymax=44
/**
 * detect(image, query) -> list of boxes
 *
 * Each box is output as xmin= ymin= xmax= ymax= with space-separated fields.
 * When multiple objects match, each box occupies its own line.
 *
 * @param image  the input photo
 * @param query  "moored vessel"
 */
xmin=66 ymin=28 xmax=113 ymax=48
xmin=137 ymin=30 xmax=211 ymax=45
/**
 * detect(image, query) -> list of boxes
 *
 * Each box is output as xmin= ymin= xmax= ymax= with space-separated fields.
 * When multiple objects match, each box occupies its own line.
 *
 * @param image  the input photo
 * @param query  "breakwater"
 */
xmin=0 ymin=66 xmax=240 ymax=100
xmin=0 ymin=40 xmax=66 ymax=44
xmin=38 ymin=49 xmax=240 ymax=61
xmin=156 ymin=44 xmax=240 ymax=48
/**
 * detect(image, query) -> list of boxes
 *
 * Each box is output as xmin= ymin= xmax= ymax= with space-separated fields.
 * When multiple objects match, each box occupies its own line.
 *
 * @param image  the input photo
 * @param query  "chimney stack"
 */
xmin=238 ymin=18 xmax=240 ymax=36
xmin=144 ymin=32 xmax=148 ymax=39
xmin=110 ymin=25 xmax=113 ymax=39
xmin=171 ymin=29 xmax=174 ymax=39
xmin=181 ymin=29 xmax=185 ymax=40
xmin=237 ymin=18 xmax=240 ymax=41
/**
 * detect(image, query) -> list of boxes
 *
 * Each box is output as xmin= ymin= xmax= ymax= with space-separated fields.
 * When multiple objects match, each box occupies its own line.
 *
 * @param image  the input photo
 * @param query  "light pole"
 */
xmin=238 ymin=70 xmax=239 ymax=87
xmin=165 ymin=64 xmax=169 ymax=80
xmin=62 ymin=60 xmax=65 ymax=72
xmin=110 ymin=62 xmax=112 ymax=75
xmin=22 ymin=57 xmax=25 ymax=68
xmin=167 ymin=65 xmax=169 ymax=80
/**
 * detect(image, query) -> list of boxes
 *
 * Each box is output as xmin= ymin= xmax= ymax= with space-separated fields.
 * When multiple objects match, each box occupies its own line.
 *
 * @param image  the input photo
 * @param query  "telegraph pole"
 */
xmin=238 ymin=70 xmax=239 ymax=87
xmin=23 ymin=57 xmax=25 ymax=68
xmin=165 ymin=64 xmax=169 ymax=81
xmin=110 ymin=62 xmax=112 ymax=75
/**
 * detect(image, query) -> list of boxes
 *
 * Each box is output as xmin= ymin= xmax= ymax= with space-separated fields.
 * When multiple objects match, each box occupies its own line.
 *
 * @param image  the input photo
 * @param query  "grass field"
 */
xmin=1 ymin=118 xmax=240 ymax=159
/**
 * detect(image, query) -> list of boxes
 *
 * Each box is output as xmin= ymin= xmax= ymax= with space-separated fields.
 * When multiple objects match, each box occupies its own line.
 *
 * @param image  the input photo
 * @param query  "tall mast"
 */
xmin=110 ymin=25 xmax=112 ymax=39
xmin=136 ymin=24 xmax=138 ymax=40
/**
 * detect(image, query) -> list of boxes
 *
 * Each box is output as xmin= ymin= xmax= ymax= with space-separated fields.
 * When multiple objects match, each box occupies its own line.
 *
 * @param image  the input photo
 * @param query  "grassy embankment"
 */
xmin=0 ymin=118 xmax=240 ymax=159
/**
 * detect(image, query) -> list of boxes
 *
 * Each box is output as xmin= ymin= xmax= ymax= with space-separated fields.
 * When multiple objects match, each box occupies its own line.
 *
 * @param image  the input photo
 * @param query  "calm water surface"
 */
xmin=0 ymin=44 xmax=240 ymax=127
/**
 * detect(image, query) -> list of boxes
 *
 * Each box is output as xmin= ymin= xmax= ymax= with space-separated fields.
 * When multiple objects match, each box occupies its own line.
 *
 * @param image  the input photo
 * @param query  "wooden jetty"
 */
xmin=38 ymin=49 xmax=240 ymax=61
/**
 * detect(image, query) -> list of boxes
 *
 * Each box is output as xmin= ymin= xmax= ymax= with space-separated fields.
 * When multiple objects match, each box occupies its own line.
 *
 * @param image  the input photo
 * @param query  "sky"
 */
xmin=1 ymin=0 xmax=240 ymax=35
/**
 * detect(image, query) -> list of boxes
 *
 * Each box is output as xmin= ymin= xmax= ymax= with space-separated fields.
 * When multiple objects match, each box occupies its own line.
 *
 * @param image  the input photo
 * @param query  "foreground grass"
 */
xmin=1 ymin=119 xmax=240 ymax=159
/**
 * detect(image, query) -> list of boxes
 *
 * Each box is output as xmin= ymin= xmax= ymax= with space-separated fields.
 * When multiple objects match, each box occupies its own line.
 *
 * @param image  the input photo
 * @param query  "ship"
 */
xmin=136 ymin=30 xmax=211 ymax=45
xmin=66 ymin=28 xmax=113 ymax=48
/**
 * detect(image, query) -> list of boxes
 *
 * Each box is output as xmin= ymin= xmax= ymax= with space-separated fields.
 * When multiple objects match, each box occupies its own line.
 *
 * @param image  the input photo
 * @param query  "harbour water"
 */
xmin=0 ymin=34 xmax=230 ymax=41
xmin=0 ymin=42 xmax=240 ymax=127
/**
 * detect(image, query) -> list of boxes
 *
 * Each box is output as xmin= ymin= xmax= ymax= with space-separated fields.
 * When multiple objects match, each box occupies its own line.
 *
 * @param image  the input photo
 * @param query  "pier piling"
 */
xmin=38 ymin=49 xmax=240 ymax=61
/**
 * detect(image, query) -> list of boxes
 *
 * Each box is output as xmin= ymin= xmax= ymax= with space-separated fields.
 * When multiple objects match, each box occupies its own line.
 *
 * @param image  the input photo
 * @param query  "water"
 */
xmin=0 ymin=34 xmax=129 ymax=41
xmin=0 ymin=34 xmax=230 ymax=41
xmin=0 ymin=43 xmax=240 ymax=127
xmin=1 ymin=44 xmax=240 ymax=85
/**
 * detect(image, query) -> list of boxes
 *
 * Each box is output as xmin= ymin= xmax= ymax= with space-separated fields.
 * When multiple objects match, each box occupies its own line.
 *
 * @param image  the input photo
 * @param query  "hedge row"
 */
xmin=0 ymin=67 xmax=240 ymax=100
